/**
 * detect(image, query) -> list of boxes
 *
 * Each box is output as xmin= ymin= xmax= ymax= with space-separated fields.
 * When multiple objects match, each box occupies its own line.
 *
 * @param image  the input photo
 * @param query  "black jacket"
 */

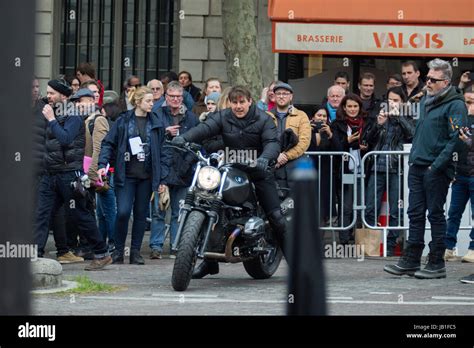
xmin=185 ymin=84 xmax=201 ymax=102
xmin=44 ymin=112 xmax=85 ymax=173
xmin=364 ymin=113 xmax=414 ymax=172
xmin=33 ymin=99 xmax=48 ymax=176
xmin=98 ymin=110 xmax=171 ymax=191
xmin=182 ymin=104 xmax=280 ymax=161
xmin=456 ymin=114 xmax=474 ymax=177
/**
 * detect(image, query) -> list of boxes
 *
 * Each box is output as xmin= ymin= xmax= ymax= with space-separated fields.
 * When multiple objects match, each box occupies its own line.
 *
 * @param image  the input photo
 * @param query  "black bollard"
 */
xmin=0 ymin=0 xmax=35 ymax=314
xmin=287 ymin=157 xmax=326 ymax=315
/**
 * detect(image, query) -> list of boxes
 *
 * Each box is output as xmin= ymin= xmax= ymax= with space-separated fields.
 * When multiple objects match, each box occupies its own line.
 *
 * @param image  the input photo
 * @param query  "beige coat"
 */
xmin=267 ymin=106 xmax=311 ymax=161
xmin=84 ymin=113 xmax=110 ymax=182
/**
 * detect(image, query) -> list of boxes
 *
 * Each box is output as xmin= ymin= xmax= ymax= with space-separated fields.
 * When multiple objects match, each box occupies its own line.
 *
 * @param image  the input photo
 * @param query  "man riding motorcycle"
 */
xmin=172 ymin=85 xmax=288 ymax=279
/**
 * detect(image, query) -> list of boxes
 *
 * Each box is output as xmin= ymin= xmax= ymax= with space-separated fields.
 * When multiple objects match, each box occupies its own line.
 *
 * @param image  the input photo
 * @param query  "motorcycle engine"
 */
xmin=243 ymin=216 xmax=265 ymax=241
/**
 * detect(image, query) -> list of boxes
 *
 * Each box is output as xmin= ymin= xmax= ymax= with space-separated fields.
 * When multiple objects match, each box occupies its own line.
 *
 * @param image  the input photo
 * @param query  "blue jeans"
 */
xmin=96 ymin=173 xmax=116 ymax=246
xmin=365 ymin=172 xmax=402 ymax=249
xmin=149 ymin=185 xmax=188 ymax=252
xmin=445 ymin=175 xmax=474 ymax=250
xmin=34 ymin=171 xmax=107 ymax=257
xmin=406 ymin=165 xmax=451 ymax=251
xmin=114 ymin=177 xmax=152 ymax=253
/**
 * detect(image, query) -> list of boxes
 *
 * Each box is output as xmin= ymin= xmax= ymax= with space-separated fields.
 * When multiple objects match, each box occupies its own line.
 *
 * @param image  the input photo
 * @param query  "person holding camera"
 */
xmin=98 ymin=86 xmax=171 ymax=265
xmin=331 ymin=94 xmax=368 ymax=244
xmin=308 ymin=106 xmax=342 ymax=226
xmin=33 ymin=79 xmax=111 ymax=271
xmin=363 ymin=86 xmax=414 ymax=255
xmin=266 ymin=82 xmax=311 ymax=198
xmin=445 ymin=84 xmax=474 ymax=265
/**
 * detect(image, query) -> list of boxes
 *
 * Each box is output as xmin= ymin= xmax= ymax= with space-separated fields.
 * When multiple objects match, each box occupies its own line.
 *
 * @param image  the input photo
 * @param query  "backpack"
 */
xmin=88 ymin=114 xmax=114 ymax=136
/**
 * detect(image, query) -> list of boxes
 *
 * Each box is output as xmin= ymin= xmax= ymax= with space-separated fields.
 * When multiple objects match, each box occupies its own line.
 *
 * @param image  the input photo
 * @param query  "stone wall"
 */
xmin=35 ymin=0 xmax=56 ymax=92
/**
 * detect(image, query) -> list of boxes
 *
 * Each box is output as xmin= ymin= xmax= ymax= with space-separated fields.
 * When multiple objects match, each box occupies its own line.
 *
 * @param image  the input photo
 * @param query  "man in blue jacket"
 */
xmin=34 ymin=79 xmax=111 ymax=270
xmin=385 ymin=59 xmax=468 ymax=279
xmin=149 ymin=81 xmax=199 ymax=259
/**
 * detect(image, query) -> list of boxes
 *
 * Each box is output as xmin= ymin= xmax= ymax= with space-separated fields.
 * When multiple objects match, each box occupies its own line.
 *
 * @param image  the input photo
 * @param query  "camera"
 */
xmin=70 ymin=174 xmax=91 ymax=198
xmin=311 ymin=120 xmax=324 ymax=131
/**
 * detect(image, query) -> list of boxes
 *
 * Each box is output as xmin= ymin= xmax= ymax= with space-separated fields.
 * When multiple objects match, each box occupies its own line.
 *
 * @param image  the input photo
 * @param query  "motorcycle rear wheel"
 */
xmin=171 ymin=211 xmax=206 ymax=291
xmin=243 ymin=243 xmax=283 ymax=279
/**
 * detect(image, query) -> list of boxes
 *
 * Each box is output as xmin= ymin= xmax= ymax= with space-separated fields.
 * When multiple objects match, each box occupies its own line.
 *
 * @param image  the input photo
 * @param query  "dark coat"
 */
xmin=456 ymin=114 xmax=474 ymax=177
xmin=185 ymin=84 xmax=201 ymax=102
xmin=157 ymin=106 xmax=200 ymax=187
xmin=33 ymin=99 xmax=48 ymax=176
xmin=98 ymin=109 xmax=171 ymax=190
xmin=409 ymin=86 xmax=468 ymax=179
xmin=182 ymin=104 xmax=280 ymax=161
xmin=364 ymin=112 xmax=414 ymax=172
xmin=44 ymin=110 xmax=85 ymax=173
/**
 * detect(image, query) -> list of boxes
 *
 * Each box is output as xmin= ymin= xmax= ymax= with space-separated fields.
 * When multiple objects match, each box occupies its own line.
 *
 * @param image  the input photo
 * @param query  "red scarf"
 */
xmin=345 ymin=116 xmax=363 ymax=129
xmin=346 ymin=116 xmax=364 ymax=146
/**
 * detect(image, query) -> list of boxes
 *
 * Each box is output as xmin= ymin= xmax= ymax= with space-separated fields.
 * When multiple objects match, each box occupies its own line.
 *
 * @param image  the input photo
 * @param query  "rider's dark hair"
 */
xmin=228 ymin=86 xmax=252 ymax=102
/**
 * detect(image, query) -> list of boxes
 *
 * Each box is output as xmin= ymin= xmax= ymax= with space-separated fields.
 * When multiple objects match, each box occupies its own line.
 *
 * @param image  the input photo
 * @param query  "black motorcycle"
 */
xmin=167 ymin=142 xmax=293 ymax=291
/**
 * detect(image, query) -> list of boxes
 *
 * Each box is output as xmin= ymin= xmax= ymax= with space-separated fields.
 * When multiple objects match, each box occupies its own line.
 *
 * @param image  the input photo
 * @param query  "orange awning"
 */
xmin=269 ymin=0 xmax=474 ymax=56
xmin=268 ymin=0 xmax=474 ymax=25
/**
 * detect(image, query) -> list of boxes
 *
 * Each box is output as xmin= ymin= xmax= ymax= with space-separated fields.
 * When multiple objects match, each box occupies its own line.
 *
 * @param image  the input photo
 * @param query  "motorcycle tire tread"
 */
xmin=171 ymin=211 xmax=206 ymax=291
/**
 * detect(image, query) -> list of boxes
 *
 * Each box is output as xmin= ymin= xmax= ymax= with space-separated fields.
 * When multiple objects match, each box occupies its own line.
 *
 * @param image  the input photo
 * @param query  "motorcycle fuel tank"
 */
xmin=221 ymin=166 xmax=251 ymax=206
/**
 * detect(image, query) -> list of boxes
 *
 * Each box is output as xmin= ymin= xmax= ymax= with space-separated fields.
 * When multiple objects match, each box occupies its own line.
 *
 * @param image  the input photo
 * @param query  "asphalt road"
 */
xmin=32 ymin=249 xmax=474 ymax=316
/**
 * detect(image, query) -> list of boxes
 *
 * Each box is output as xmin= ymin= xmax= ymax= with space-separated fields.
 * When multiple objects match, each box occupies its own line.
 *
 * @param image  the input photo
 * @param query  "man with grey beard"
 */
xmin=385 ymin=59 xmax=468 ymax=279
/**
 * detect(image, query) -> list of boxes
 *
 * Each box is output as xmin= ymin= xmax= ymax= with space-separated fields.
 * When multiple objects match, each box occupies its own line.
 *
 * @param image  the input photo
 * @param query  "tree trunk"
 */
xmin=221 ymin=0 xmax=263 ymax=100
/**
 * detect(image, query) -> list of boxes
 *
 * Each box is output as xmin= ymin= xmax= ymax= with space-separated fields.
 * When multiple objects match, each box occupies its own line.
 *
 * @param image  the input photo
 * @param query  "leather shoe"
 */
xmin=130 ymin=250 xmax=145 ymax=265
xmin=192 ymin=260 xmax=219 ymax=279
xmin=111 ymin=250 xmax=124 ymax=264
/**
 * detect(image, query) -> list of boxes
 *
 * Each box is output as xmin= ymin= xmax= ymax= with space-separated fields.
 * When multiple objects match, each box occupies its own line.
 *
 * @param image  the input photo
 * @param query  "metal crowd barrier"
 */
xmin=305 ymin=150 xmax=473 ymax=257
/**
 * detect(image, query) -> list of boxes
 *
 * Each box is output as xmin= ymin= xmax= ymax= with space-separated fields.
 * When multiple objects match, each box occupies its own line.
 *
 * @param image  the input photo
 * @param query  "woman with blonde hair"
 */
xmin=98 ymin=86 xmax=170 ymax=265
xmin=217 ymin=86 xmax=232 ymax=110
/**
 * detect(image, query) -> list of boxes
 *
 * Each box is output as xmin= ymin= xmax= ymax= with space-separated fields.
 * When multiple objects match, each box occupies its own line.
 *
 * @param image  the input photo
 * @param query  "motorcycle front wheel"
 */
xmin=171 ymin=211 xmax=206 ymax=291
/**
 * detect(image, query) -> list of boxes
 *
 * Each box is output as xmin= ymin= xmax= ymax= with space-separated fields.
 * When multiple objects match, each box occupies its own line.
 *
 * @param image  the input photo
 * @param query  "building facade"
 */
xmin=35 ymin=0 xmax=276 ymax=95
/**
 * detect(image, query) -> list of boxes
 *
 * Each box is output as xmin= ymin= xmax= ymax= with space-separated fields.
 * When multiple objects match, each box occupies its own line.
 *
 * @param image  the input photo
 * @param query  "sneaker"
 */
xmin=84 ymin=255 xmax=112 ymax=271
xmin=58 ymin=251 xmax=84 ymax=264
xmin=169 ymin=254 xmax=176 ymax=259
xmin=150 ymin=250 xmax=162 ymax=259
xmin=461 ymin=249 xmax=474 ymax=263
xmin=460 ymin=274 xmax=474 ymax=284
xmin=444 ymin=249 xmax=460 ymax=261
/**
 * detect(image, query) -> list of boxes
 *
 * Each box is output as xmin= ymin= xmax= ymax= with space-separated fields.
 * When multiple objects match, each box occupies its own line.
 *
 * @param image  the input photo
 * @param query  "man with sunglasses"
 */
xmin=385 ymin=58 xmax=468 ymax=280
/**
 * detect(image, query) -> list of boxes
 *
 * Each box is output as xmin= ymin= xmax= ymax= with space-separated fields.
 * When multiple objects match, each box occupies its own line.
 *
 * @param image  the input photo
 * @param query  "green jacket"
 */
xmin=409 ymin=86 xmax=468 ymax=179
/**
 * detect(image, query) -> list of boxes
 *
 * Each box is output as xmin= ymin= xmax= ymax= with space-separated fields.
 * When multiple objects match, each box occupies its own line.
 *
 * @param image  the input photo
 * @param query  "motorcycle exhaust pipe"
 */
xmin=204 ymin=227 xmax=244 ymax=263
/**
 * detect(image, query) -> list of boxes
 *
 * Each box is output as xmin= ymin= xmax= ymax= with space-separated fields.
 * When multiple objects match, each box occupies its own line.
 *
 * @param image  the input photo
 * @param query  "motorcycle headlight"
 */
xmin=197 ymin=166 xmax=221 ymax=191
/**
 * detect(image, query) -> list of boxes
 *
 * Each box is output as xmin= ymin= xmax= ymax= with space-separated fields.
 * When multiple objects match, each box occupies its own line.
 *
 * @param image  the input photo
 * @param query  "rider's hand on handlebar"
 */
xmin=255 ymin=157 xmax=270 ymax=172
xmin=171 ymin=136 xmax=186 ymax=147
